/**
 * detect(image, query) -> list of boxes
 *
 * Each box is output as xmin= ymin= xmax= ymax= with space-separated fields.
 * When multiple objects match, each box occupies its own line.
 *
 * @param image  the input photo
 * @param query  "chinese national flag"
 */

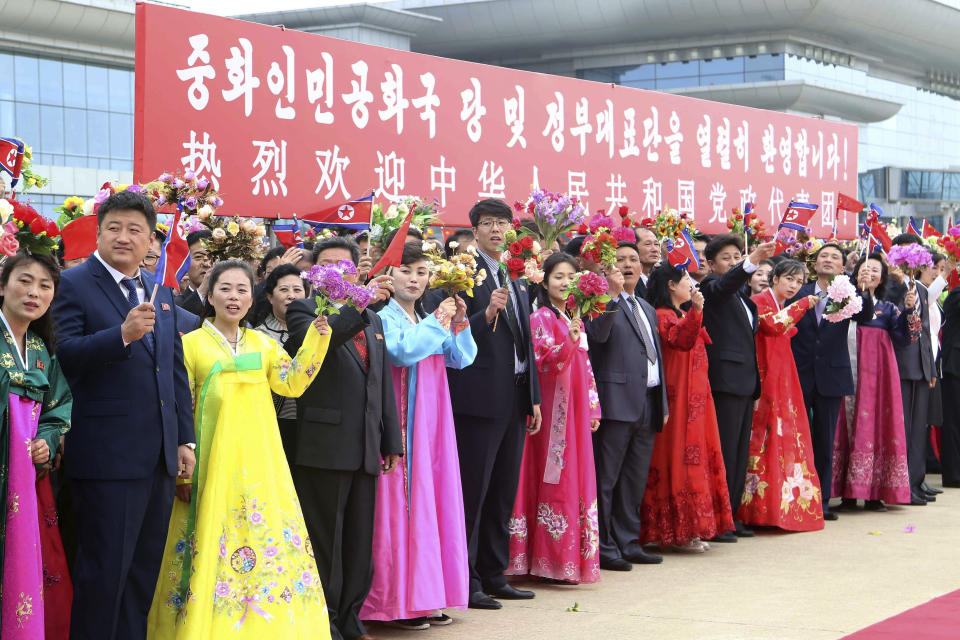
xmin=370 ymin=210 xmax=414 ymax=276
xmin=837 ymin=192 xmax=865 ymax=213
xmin=923 ymin=219 xmax=942 ymax=239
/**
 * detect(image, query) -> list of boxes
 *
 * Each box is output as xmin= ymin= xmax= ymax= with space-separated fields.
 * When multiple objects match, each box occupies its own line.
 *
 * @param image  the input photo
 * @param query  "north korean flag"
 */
xmin=273 ymin=215 xmax=304 ymax=249
xmin=779 ymin=201 xmax=818 ymax=232
xmin=666 ymin=228 xmax=700 ymax=273
xmin=154 ymin=208 xmax=191 ymax=291
xmin=0 ymin=137 xmax=24 ymax=188
xmin=300 ymin=192 xmax=374 ymax=231
xmin=906 ymin=216 xmax=922 ymax=237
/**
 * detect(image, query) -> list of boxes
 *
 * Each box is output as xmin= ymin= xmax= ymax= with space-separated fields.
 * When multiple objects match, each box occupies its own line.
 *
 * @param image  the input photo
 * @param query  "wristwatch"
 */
xmin=184 ymin=442 xmax=197 ymax=450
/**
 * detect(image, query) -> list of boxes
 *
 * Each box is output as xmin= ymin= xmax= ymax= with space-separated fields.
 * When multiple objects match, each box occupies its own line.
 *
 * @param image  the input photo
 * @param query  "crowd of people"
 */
xmin=1 ymin=190 xmax=957 ymax=640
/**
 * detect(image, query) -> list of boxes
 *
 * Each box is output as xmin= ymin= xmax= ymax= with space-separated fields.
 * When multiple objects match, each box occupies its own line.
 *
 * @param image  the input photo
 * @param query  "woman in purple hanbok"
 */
xmin=361 ymin=244 xmax=476 ymax=630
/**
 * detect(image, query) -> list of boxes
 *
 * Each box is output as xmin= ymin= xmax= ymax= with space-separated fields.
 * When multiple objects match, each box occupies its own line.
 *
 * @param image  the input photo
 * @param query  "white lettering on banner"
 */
xmin=826 ymin=133 xmax=841 ymax=181
xmin=343 ymin=61 xmax=374 ymax=129
xmin=779 ymin=126 xmax=792 ymax=176
xmin=314 ymin=145 xmax=351 ymax=200
xmin=543 ymin=92 xmax=565 ymax=152
xmin=378 ymin=63 xmax=410 ymax=135
xmin=222 ymin=38 xmax=260 ymax=117
xmin=794 ymin=128 xmax=809 ymax=178
xmin=430 ymin=155 xmax=456 ymax=208
xmin=305 ymin=52 xmax=334 ymax=124
xmin=177 ymin=34 xmax=216 ymax=111
xmin=266 ymin=45 xmax=296 ymax=119
xmin=739 ymin=184 xmax=757 ymax=214
xmin=821 ymin=191 xmax=836 ymax=226
xmin=570 ymin=98 xmax=593 ymax=156
xmin=375 ymin=150 xmax=405 ymax=201
xmin=460 ymin=78 xmax=486 ymax=143
xmin=619 ymin=107 xmax=640 ymax=158
xmin=531 ymin=165 xmax=540 ymax=190
xmin=677 ymin=179 xmax=695 ymax=219
xmin=250 ymin=139 xmax=287 ymax=196
xmin=412 ymin=72 xmax=440 ymax=139
xmin=734 ymin=121 xmax=749 ymax=172
xmin=504 ymin=85 xmax=526 ymax=149
xmin=665 ymin=111 xmax=683 ymax=165
xmin=696 ymin=115 xmax=711 ymax=168
xmin=760 ymin=124 xmax=776 ymax=174
xmin=717 ymin=117 xmax=731 ymax=171
xmin=811 ymin=130 xmax=824 ymax=180
xmin=794 ymin=189 xmax=810 ymax=204
xmin=568 ymin=171 xmax=589 ymax=200
xmin=767 ymin=186 xmax=784 ymax=226
xmin=180 ymin=130 xmax=221 ymax=190
xmin=478 ymin=160 xmax=505 ymax=198
xmin=605 ymin=173 xmax=627 ymax=211
xmin=642 ymin=106 xmax=662 ymax=162
xmin=708 ymin=182 xmax=727 ymax=223
xmin=595 ymin=99 xmax=614 ymax=159
xmin=641 ymin=177 xmax=662 ymax=219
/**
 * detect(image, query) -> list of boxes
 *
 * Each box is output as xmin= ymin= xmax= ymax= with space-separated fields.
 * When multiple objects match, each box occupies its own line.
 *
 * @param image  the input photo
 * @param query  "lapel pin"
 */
xmin=375 ymin=333 xmax=384 ymax=340
xmin=161 ymin=303 xmax=171 ymax=311
xmin=36 ymin=361 xmax=45 ymax=371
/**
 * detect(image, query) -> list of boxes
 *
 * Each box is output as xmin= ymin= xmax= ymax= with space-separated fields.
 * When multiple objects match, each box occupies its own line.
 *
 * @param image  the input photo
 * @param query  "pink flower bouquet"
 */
xmin=822 ymin=274 xmax=863 ymax=323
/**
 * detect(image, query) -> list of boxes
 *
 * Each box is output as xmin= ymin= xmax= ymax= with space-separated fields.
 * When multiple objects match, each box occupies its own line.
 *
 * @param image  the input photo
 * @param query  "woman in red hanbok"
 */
xmin=639 ymin=265 xmax=734 ymax=552
xmin=737 ymin=260 xmax=825 ymax=531
xmin=508 ymin=254 xmax=601 ymax=584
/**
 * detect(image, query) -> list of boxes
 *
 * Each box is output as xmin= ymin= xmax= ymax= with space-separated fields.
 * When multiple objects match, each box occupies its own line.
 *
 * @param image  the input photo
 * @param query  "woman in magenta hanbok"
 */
xmin=833 ymin=254 xmax=915 ymax=509
xmin=361 ymin=244 xmax=476 ymax=630
xmin=507 ymin=253 xmax=601 ymax=585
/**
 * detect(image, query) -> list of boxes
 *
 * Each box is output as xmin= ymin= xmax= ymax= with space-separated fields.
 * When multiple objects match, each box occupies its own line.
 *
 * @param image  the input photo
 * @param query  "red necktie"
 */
xmin=353 ymin=331 xmax=369 ymax=372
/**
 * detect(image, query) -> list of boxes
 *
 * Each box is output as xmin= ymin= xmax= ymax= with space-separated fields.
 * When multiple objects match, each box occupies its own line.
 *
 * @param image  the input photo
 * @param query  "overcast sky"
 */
xmin=189 ymin=0 xmax=389 ymax=17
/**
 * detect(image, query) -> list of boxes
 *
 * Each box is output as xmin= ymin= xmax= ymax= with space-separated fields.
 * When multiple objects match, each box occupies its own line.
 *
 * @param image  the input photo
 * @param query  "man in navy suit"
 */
xmin=789 ymin=242 xmax=873 ymax=518
xmin=701 ymin=234 xmax=775 ymax=539
xmin=53 ymin=191 xmax=195 ymax=640
xmin=587 ymin=242 xmax=668 ymax=570
xmin=447 ymin=198 xmax=541 ymax=610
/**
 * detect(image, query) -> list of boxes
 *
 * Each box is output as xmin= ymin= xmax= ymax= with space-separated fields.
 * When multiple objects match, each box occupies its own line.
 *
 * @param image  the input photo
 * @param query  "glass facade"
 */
xmin=901 ymin=170 xmax=960 ymax=200
xmin=0 ymin=51 xmax=134 ymax=171
xmin=577 ymin=54 xmax=784 ymax=90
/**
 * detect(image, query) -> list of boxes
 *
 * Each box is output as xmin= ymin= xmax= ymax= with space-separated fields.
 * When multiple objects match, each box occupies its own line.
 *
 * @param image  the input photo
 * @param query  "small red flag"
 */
xmin=922 ymin=219 xmax=942 ymax=239
xmin=837 ymin=193 xmax=865 ymax=213
xmin=154 ymin=208 xmax=191 ymax=291
xmin=369 ymin=210 xmax=414 ymax=276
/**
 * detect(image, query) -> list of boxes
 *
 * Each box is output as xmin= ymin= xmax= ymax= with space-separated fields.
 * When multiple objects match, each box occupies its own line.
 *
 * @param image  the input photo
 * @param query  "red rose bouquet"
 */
xmin=497 ymin=226 xmax=541 ymax=280
xmin=563 ymin=271 xmax=612 ymax=320
xmin=6 ymin=198 xmax=60 ymax=255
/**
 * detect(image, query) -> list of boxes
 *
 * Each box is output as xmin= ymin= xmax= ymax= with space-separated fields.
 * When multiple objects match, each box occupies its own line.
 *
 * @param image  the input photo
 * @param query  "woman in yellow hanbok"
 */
xmin=147 ymin=261 xmax=332 ymax=639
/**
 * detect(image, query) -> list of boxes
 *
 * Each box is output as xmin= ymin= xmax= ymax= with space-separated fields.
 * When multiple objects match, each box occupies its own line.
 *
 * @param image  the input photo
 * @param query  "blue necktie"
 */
xmin=121 ymin=277 xmax=154 ymax=353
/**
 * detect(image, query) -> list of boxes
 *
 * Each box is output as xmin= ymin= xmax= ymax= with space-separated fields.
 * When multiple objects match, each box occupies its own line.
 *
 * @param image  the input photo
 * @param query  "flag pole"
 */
xmin=149 ymin=282 xmax=160 ymax=305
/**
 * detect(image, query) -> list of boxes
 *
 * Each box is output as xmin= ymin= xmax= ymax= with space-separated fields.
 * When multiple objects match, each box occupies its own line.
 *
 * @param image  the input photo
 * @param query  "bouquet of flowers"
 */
xmin=142 ymin=170 xmax=223 ymax=215
xmin=513 ymin=188 xmax=586 ymax=250
xmin=775 ymin=226 xmax=821 ymax=279
xmin=887 ymin=242 xmax=933 ymax=278
xmin=581 ymin=228 xmax=618 ymax=268
xmin=497 ymin=226 xmax=542 ymax=280
xmin=563 ymin=271 xmax=611 ymax=320
xmin=301 ymin=260 xmax=379 ymax=316
xmin=938 ymin=226 xmax=960 ymax=260
xmin=6 ymin=199 xmax=60 ymax=255
xmin=14 ymin=140 xmax=47 ymax=192
xmin=370 ymin=198 xmax=439 ymax=245
xmin=821 ymin=274 xmax=863 ymax=322
xmin=54 ymin=195 xmax=86 ymax=227
xmin=650 ymin=206 xmax=693 ymax=241
xmin=425 ymin=243 xmax=487 ymax=297
xmin=728 ymin=207 xmax=767 ymax=248
xmin=201 ymin=215 xmax=267 ymax=263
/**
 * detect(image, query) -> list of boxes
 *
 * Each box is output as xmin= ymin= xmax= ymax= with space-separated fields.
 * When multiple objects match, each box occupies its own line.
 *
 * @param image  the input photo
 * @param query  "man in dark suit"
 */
xmin=701 ymin=234 xmax=775 ymax=539
xmin=884 ymin=234 xmax=937 ymax=504
xmin=939 ymin=284 xmax=960 ymax=488
xmin=446 ymin=199 xmax=541 ymax=610
xmin=586 ymin=242 xmax=668 ymax=570
xmin=285 ymin=237 xmax=401 ymax=640
xmin=633 ymin=227 xmax=658 ymax=298
xmin=53 ymin=191 xmax=195 ymax=640
xmin=173 ymin=229 xmax=212 ymax=315
xmin=790 ymin=242 xmax=874 ymax=517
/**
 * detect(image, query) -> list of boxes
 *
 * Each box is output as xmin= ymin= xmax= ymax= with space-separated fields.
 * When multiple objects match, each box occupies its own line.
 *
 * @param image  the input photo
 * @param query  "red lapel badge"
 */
xmin=161 ymin=303 xmax=171 ymax=311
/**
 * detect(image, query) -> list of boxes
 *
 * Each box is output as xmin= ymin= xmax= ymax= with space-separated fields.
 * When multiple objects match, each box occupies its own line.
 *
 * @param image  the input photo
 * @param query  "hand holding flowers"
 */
xmin=301 ymin=260 xmax=380 ymax=317
xmin=821 ymin=274 xmax=863 ymax=322
xmin=564 ymin=271 xmax=612 ymax=320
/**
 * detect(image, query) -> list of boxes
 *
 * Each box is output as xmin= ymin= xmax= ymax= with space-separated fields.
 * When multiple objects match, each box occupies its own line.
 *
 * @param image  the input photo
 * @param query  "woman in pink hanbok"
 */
xmin=361 ymin=244 xmax=476 ymax=630
xmin=507 ymin=253 xmax=601 ymax=585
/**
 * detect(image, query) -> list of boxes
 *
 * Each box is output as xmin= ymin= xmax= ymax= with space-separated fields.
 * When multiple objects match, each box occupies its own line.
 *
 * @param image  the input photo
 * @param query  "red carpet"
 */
xmin=842 ymin=589 xmax=960 ymax=639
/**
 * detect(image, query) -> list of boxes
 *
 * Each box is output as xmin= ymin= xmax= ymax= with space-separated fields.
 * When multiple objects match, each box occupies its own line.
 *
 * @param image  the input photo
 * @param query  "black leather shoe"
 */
xmin=468 ymin=591 xmax=502 ymax=609
xmin=921 ymin=492 xmax=937 ymax=502
xmin=599 ymin=557 xmax=633 ymax=571
xmin=836 ymin=498 xmax=858 ymax=510
xmin=709 ymin=531 xmax=738 ymax=543
xmin=822 ymin=510 xmax=839 ymax=521
xmin=922 ymin=482 xmax=943 ymax=495
xmin=734 ymin=521 xmax=756 ymax=537
xmin=864 ymin=500 xmax=887 ymax=511
xmin=486 ymin=584 xmax=535 ymax=600
xmin=623 ymin=548 xmax=663 ymax=564
xmin=910 ymin=493 xmax=928 ymax=506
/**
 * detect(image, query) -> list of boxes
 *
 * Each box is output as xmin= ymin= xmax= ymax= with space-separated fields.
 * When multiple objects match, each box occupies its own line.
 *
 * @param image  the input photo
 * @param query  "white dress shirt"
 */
xmin=927 ymin=274 xmax=947 ymax=361
xmin=480 ymin=251 xmax=527 ymax=375
xmin=94 ymin=250 xmax=145 ymax=304
xmin=620 ymin=292 xmax=660 ymax=387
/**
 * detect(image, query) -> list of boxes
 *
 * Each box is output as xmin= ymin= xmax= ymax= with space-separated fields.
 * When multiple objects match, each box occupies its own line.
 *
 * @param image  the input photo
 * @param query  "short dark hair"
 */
xmin=564 ymin=235 xmax=586 ymax=257
xmin=186 ymin=229 xmax=212 ymax=249
xmin=313 ymin=236 xmax=360 ymax=265
xmin=854 ymin=252 xmax=889 ymax=300
xmin=769 ymin=259 xmax=806 ymax=286
xmin=534 ymin=252 xmax=579 ymax=317
xmin=257 ymin=246 xmax=286 ymax=277
xmin=691 ymin=231 xmax=710 ymax=244
xmin=96 ymin=191 xmax=157 ymax=231
xmin=383 ymin=226 xmax=423 ymax=249
xmin=445 ymin=229 xmax=475 ymax=258
xmin=815 ymin=242 xmax=844 ymax=259
xmin=519 ymin=218 xmax=541 ymax=241
xmin=261 ymin=263 xmax=303 ymax=297
xmin=891 ymin=232 xmax=922 ymax=247
xmin=617 ymin=241 xmax=641 ymax=257
xmin=468 ymin=198 xmax=512 ymax=227
xmin=705 ymin=234 xmax=744 ymax=261
xmin=153 ymin=228 xmax=167 ymax=244
xmin=931 ymin=250 xmax=945 ymax=266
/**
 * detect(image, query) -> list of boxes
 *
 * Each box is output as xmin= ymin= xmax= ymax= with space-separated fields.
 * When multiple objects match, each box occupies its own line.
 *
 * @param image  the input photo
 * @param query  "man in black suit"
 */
xmin=633 ymin=227 xmax=658 ymax=298
xmin=447 ymin=198 xmax=541 ymax=610
xmin=173 ymin=229 xmax=212 ymax=315
xmin=701 ymin=234 xmax=775 ymax=539
xmin=790 ymin=242 xmax=874 ymax=517
xmin=285 ymin=237 xmax=402 ymax=640
xmin=884 ymin=234 xmax=937 ymax=504
xmin=587 ymin=242 xmax=668 ymax=570
xmin=939 ymin=284 xmax=960 ymax=488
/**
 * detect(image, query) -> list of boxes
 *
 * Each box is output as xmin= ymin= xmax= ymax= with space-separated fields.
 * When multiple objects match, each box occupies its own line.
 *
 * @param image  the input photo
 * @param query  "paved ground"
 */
xmin=367 ymin=477 xmax=960 ymax=640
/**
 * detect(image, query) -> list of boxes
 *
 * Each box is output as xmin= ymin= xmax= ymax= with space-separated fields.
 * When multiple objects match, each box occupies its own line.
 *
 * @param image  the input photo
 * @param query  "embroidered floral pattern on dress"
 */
xmin=7 ymin=490 xmax=19 ymax=516
xmin=536 ymin=503 xmax=569 ymax=542
xmin=579 ymin=499 xmax=599 ymax=559
xmin=508 ymin=515 xmax=528 ymax=539
xmin=15 ymin=592 xmax=34 ymax=628
xmin=687 ymin=392 xmax=708 ymax=423
xmin=683 ymin=445 xmax=701 ymax=466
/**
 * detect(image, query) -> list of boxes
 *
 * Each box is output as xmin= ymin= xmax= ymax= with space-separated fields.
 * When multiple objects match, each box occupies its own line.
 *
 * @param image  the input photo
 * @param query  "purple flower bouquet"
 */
xmin=887 ymin=243 xmax=933 ymax=277
xmin=301 ymin=260 xmax=378 ymax=316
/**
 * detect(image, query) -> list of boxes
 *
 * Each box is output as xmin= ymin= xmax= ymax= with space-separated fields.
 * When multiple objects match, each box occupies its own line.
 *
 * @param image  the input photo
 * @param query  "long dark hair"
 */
xmin=534 ymin=252 xmax=579 ymax=318
xmin=2 ymin=252 xmax=61 ymax=353
xmin=397 ymin=242 xmax=429 ymax=318
xmin=199 ymin=260 xmax=257 ymax=328
xmin=853 ymin=252 xmax=888 ymax=300
xmin=646 ymin=264 xmax=687 ymax=317
xmin=769 ymin=259 xmax=806 ymax=287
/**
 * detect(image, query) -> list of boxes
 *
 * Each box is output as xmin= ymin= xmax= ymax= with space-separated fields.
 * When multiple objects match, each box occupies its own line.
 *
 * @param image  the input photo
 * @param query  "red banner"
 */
xmin=135 ymin=3 xmax=858 ymax=236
